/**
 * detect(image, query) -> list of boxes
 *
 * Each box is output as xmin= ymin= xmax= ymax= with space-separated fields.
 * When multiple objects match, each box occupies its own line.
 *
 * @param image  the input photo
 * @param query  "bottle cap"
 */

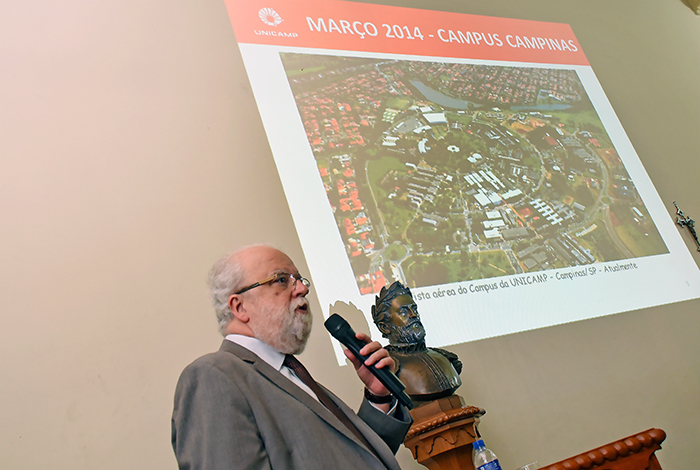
xmin=472 ymin=439 xmax=485 ymax=449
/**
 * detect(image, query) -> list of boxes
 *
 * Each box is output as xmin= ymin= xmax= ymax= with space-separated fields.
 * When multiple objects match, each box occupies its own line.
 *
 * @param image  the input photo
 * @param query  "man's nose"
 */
xmin=292 ymin=278 xmax=309 ymax=297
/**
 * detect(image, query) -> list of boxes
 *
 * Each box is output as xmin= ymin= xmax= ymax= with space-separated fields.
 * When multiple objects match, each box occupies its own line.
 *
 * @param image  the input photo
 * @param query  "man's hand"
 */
xmin=343 ymin=333 xmax=395 ymax=412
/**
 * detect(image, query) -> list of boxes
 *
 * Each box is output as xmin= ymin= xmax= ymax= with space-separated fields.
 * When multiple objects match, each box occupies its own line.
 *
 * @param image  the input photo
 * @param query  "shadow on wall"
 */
xmin=682 ymin=0 xmax=700 ymax=14
xmin=329 ymin=301 xmax=372 ymax=338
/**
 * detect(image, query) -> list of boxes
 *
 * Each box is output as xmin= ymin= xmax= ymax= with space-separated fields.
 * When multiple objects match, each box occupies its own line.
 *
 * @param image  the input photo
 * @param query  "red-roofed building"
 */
xmin=371 ymin=270 xmax=386 ymax=292
xmin=344 ymin=218 xmax=355 ymax=235
xmin=348 ymin=240 xmax=361 ymax=257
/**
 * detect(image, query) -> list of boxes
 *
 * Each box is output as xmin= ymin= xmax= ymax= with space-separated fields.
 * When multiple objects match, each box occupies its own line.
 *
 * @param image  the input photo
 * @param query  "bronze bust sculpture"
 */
xmin=372 ymin=281 xmax=462 ymax=403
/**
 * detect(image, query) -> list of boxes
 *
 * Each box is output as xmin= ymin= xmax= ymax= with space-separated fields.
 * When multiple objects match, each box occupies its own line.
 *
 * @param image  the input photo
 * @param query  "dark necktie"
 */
xmin=283 ymin=354 xmax=381 ymax=459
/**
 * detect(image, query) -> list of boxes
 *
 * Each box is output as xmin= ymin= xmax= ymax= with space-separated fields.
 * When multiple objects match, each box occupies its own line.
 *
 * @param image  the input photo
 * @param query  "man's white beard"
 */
xmin=251 ymin=298 xmax=313 ymax=354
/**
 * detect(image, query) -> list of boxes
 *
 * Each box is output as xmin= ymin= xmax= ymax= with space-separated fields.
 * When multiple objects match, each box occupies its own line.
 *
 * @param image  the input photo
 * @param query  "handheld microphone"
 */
xmin=324 ymin=313 xmax=414 ymax=409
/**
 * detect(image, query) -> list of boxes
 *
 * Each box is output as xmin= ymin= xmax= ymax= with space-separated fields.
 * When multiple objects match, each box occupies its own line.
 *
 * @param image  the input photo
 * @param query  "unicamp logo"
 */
xmin=254 ymin=7 xmax=297 ymax=38
xmin=259 ymin=8 xmax=283 ymax=26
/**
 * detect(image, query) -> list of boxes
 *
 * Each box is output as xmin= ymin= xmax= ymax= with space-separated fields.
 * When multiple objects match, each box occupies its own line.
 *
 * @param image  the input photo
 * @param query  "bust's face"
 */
xmin=384 ymin=294 xmax=426 ymax=344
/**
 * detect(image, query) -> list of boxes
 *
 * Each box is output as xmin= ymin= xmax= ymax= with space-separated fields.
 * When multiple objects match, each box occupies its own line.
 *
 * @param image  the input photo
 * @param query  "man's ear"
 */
xmin=228 ymin=294 xmax=250 ymax=323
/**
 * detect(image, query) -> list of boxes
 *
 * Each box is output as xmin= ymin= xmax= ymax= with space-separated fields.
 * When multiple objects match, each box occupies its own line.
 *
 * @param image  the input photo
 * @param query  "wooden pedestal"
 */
xmin=403 ymin=395 xmax=485 ymax=470
xmin=403 ymin=396 xmax=665 ymax=470
xmin=539 ymin=428 xmax=666 ymax=470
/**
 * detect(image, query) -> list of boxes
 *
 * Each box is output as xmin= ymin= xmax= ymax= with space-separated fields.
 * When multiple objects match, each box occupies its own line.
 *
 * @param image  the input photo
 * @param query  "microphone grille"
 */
xmin=324 ymin=313 xmax=348 ymax=336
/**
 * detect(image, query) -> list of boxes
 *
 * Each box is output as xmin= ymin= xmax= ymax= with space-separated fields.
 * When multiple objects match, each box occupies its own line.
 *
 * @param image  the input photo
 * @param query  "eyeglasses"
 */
xmin=234 ymin=272 xmax=311 ymax=295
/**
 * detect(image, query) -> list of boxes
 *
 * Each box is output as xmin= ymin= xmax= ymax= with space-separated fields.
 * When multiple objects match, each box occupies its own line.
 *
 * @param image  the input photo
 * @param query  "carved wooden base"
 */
xmin=540 ymin=428 xmax=666 ymax=470
xmin=403 ymin=395 xmax=486 ymax=470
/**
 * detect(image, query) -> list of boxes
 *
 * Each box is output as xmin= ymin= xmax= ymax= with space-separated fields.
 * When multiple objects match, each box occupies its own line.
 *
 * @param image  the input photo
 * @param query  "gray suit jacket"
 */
xmin=172 ymin=340 xmax=412 ymax=470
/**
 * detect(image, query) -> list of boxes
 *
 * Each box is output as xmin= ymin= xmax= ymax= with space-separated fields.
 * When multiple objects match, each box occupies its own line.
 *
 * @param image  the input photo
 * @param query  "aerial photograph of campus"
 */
xmin=280 ymin=53 xmax=668 ymax=295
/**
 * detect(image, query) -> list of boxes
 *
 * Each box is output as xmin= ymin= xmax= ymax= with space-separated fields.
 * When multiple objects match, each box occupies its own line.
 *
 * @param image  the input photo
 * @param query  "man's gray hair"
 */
xmin=207 ymin=244 xmax=279 ymax=335
xmin=207 ymin=252 xmax=246 ymax=336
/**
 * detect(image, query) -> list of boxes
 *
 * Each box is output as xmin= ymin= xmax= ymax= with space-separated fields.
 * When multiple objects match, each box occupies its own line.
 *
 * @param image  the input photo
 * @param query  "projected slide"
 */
xmin=279 ymin=54 xmax=668 ymax=292
xmin=223 ymin=0 xmax=700 ymax=358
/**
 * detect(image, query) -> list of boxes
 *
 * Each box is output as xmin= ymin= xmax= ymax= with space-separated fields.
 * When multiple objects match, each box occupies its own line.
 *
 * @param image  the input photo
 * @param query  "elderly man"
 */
xmin=172 ymin=245 xmax=412 ymax=470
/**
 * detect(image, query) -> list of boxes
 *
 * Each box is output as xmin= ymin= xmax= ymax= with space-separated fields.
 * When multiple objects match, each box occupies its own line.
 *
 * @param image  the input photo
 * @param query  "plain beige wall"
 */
xmin=1 ymin=0 xmax=698 ymax=469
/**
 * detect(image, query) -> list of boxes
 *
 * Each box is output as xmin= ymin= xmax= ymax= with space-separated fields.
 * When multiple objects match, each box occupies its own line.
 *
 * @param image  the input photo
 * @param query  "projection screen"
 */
xmin=223 ymin=0 xmax=700 ymax=362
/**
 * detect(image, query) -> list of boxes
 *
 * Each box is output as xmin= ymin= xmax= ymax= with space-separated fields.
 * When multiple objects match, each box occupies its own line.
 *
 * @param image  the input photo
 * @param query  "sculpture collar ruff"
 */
xmin=386 ymin=341 xmax=428 ymax=354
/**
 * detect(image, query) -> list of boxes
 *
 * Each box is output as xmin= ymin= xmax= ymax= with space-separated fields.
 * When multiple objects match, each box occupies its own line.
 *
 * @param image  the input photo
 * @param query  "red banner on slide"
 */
xmin=224 ymin=0 xmax=588 ymax=65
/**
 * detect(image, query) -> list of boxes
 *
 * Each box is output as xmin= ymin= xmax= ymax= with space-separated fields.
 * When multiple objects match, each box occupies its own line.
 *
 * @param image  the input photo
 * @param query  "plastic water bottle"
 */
xmin=472 ymin=439 xmax=503 ymax=470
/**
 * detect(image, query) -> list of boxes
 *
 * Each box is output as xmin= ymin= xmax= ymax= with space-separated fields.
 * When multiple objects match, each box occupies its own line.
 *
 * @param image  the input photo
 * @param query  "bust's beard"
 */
xmin=390 ymin=322 xmax=426 ymax=346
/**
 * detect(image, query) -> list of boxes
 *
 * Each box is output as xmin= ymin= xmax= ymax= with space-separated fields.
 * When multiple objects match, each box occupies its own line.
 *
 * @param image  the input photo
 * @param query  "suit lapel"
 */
xmin=218 ymin=341 xmax=380 ymax=454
